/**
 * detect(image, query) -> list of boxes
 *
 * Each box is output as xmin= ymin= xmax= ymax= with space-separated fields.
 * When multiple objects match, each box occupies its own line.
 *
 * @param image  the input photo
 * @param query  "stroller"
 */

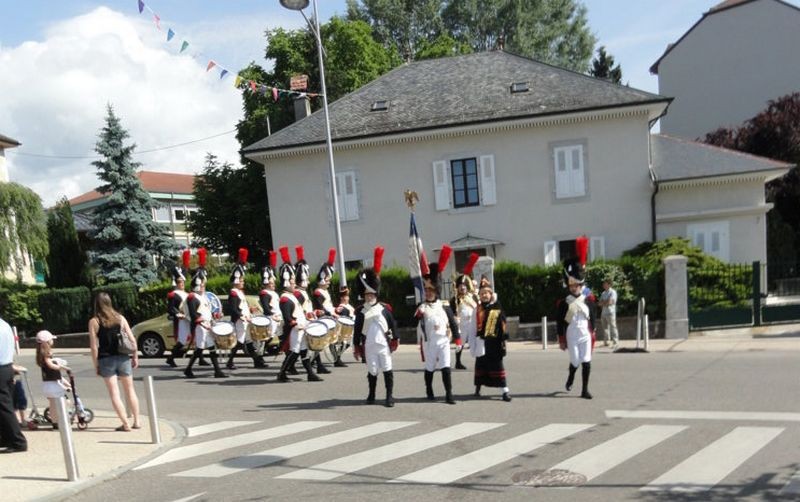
xmin=22 ymin=368 xmax=95 ymax=430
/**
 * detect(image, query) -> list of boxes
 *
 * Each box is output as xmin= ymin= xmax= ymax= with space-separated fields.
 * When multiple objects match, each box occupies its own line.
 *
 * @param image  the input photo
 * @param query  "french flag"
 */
xmin=408 ymin=213 xmax=429 ymax=303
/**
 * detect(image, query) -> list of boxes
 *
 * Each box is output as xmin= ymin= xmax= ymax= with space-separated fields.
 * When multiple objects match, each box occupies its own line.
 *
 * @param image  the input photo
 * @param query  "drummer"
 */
xmin=259 ymin=250 xmax=283 ymax=353
xmin=227 ymin=248 xmax=267 ymax=370
xmin=166 ymin=249 xmax=191 ymax=368
xmin=294 ymin=246 xmax=330 ymax=376
xmin=184 ymin=248 xmax=227 ymax=379
xmin=312 ymin=248 xmax=347 ymax=368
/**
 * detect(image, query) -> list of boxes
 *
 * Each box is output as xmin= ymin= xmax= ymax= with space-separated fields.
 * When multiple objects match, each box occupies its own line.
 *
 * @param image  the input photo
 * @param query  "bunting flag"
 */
xmin=153 ymin=13 xmax=161 ymax=30
xmin=249 ymin=80 xmax=257 ymax=92
xmin=234 ymin=75 xmax=242 ymax=88
xmin=138 ymin=0 xmax=144 ymax=13
xmin=272 ymin=86 xmax=279 ymax=102
xmin=179 ymin=40 xmax=189 ymax=53
xmin=167 ymin=28 xmax=175 ymax=41
xmin=219 ymin=69 xmax=228 ymax=80
xmin=206 ymin=60 xmax=216 ymax=72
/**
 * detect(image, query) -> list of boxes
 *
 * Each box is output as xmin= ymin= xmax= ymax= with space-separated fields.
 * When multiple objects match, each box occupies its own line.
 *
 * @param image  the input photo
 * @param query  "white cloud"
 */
xmin=0 ymin=7 xmax=252 ymax=206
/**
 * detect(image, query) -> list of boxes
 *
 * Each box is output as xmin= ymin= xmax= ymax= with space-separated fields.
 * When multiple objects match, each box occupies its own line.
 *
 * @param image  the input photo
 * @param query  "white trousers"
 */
xmin=176 ymin=320 xmax=191 ymax=345
xmin=234 ymin=319 xmax=249 ymax=344
xmin=566 ymin=322 xmax=592 ymax=366
xmin=194 ymin=325 xmax=214 ymax=349
xmin=422 ymin=336 xmax=450 ymax=371
xmin=289 ymin=326 xmax=308 ymax=354
xmin=365 ymin=344 xmax=392 ymax=375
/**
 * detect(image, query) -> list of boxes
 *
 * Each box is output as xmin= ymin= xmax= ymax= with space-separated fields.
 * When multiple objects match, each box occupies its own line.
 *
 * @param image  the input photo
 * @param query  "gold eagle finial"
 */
xmin=404 ymin=189 xmax=419 ymax=211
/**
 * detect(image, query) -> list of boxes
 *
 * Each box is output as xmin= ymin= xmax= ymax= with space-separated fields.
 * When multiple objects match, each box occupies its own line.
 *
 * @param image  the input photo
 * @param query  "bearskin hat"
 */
xmin=294 ymin=245 xmax=310 ymax=288
xmin=454 ymin=252 xmax=480 ymax=292
xmin=316 ymin=248 xmax=336 ymax=286
xmin=191 ymin=248 xmax=208 ymax=290
xmin=262 ymin=250 xmax=277 ymax=285
xmin=563 ymin=236 xmax=589 ymax=287
xmin=230 ymin=247 xmax=248 ymax=285
xmin=357 ymin=246 xmax=384 ymax=297
xmin=171 ymin=249 xmax=190 ymax=286
xmin=422 ymin=245 xmax=453 ymax=296
xmin=278 ymin=246 xmax=295 ymax=290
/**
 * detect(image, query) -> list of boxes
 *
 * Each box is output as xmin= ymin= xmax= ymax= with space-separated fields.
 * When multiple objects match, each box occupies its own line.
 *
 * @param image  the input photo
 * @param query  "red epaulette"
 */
xmin=293 ymin=291 xmax=303 ymax=300
xmin=188 ymin=292 xmax=195 ymax=300
xmin=230 ymin=289 xmax=239 ymax=297
xmin=167 ymin=291 xmax=175 ymax=299
xmin=313 ymin=289 xmax=322 ymax=297
xmin=382 ymin=302 xmax=394 ymax=313
xmin=280 ymin=296 xmax=292 ymax=304
xmin=259 ymin=289 xmax=268 ymax=297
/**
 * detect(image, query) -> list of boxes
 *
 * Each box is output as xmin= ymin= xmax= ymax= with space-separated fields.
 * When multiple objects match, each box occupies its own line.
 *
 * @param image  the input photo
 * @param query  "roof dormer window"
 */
xmin=510 ymin=82 xmax=529 ymax=94
xmin=371 ymin=100 xmax=389 ymax=112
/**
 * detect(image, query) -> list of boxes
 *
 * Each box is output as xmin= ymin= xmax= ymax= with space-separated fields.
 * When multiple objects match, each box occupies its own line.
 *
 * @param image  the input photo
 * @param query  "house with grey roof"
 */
xmin=244 ymin=50 xmax=790 ymax=270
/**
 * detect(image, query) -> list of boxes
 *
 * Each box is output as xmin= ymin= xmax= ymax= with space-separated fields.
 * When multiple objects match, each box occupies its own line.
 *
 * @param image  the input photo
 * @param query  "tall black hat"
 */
xmin=357 ymin=246 xmax=384 ymax=297
xmin=262 ymin=250 xmax=277 ymax=285
xmin=294 ymin=245 xmax=310 ymax=288
xmin=278 ymin=246 xmax=295 ymax=290
xmin=171 ymin=249 xmax=190 ymax=287
xmin=422 ymin=245 xmax=453 ymax=297
xmin=191 ymin=248 xmax=208 ymax=290
xmin=563 ymin=236 xmax=589 ymax=286
xmin=316 ymin=248 xmax=336 ymax=286
xmin=230 ymin=247 xmax=248 ymax=284
xmin=454 ymin=252 xmax=479 ymax=292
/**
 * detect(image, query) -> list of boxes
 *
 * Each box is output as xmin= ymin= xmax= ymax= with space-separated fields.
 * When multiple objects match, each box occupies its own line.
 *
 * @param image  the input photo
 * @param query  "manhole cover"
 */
xmin=512 ymin=469 xmax=587 ymax=487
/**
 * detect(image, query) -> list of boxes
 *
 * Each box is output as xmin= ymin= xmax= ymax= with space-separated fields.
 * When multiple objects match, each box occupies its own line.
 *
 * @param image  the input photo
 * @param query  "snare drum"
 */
xmin=211 ymin=321 xmax=237 ymax=350
xmin=249 ymin=315 xmax=272 ymax=342
xmin=318 ymin=317 xmax=338 ymax=345
xmin=337 ymin=316 xmax=355 ymax=342
xmin=305 ymin=321 xmax=329 ymax=352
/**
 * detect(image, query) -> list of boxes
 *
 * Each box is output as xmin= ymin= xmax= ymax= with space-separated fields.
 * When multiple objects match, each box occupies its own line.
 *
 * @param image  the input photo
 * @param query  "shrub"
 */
xmin=37 ymin=287 xmax=91 ymax=334
xmin=92 ymin=282 xmax=138 ymax=319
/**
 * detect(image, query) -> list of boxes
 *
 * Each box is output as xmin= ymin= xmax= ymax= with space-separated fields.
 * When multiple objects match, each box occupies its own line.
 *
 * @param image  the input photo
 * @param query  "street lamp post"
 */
xmin=279 ymin=0 xmax=348 ymax=290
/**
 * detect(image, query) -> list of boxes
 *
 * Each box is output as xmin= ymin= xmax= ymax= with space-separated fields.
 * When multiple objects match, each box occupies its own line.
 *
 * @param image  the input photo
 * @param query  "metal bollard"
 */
xmin=541 ymin=316 xmax=548 ymax=350
xmin=644 ymin=314 xmax=650 ymax=351
xmin=55 ymin=397 xmax=79 ymax=481
xmin=143 ymin=375 xmax=161 ymax=444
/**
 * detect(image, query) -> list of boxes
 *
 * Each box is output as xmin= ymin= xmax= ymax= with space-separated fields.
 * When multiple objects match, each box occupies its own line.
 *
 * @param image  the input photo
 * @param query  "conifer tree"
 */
xmin=89 ymin=105 xmax=176 ymax=286
xmin=46 ymin=197 xmax=89 ymax=287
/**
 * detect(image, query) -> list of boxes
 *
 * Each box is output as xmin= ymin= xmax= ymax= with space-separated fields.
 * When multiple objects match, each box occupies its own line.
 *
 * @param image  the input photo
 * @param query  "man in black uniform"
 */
xmin=166 ymin=249 xmax=191 ymax=368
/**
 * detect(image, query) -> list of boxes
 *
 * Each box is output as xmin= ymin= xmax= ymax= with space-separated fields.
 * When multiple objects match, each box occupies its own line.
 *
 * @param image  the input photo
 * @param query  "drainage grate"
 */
xmin=511 ymin=469 xmax=587 ymax=487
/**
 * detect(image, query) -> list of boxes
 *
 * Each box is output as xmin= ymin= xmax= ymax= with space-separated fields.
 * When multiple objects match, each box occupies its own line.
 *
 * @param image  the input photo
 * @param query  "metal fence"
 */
xmin=766 ymin=260 xmax=800 ymax=297
xmin=688 ymin=262 xmax=753 ymax=311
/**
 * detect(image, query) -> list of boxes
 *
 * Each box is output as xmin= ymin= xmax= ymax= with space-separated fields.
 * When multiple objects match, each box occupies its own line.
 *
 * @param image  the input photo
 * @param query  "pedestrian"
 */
xmin=416 ymin=245 xmax=460 ymax=405
xmin=12 ymin=364 xmax=28 ymax=427
xmin=89 ymin=292 xmax=142 ymax=431
xmin=35 ymin=330 xmax=70 ymax=429
xmin=473 ymin=276 xmax=512 ymax=402
xmin=599 ymin=278 xmax=619 ymax=348
xmin=557 ymin=237 xmax=597 ymax=400
xmin=353 ymin=246 xmax=398 ymax=407
xmin=0 ymin=315 xmax=27 ymax=452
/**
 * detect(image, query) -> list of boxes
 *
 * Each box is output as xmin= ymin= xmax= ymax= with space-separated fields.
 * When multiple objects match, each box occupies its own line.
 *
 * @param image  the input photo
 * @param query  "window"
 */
xmin=687 ymin=221 xmax=729 ymax=262
xmin=173 ymin=208 xmax=187 ymax=222
xmin=371 ymin=100 xmax=389 ymax=111
xmin=554 ymin=144 xmax=586 ymax=199
xmin=335 ymin=171 xmax=359 ymax=221
xmin=590 ymin=236 xmax=605 ymax=260
xmin=432 ymin=155 xmax=496 ymax=211
xmin=153 ymin=206 xmax=170 ymax=222
xmin=510 ymin=82 xmax=529 ymax=93
xmin=544 ymin=237 xmax=604 ymax=265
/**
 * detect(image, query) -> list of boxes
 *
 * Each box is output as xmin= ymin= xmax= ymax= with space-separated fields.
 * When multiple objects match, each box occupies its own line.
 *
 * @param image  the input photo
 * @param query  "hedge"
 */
xmin=37 ymin=287 xmax=91 ymax=334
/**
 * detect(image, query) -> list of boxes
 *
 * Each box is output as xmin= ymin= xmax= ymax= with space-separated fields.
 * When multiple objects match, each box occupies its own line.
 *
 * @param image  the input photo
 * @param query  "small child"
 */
xmin=12 ymin=364 xmax=28 ymax=427
xmin=335 ymin=287 xmax=355 ymax=318
xmin=35 ymin=330 xmax=71 ymax=429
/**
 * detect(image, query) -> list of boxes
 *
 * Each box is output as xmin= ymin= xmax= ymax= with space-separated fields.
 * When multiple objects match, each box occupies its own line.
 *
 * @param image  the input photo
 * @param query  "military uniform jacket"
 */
xmin=354 ymin=302 xmax=397 ymax=349
xmin=228 ymin=288 xmax=249 ymax=323
xmin=416 ymin=301 xmax=460 ymax=343
xmin=312 ymin=288 xmax=335 ymax=317
xmin=279 ymin=291 xmax=305 ymax=339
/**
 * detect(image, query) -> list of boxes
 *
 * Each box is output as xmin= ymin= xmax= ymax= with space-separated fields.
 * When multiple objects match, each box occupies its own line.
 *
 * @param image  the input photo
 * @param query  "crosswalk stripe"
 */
xmin=606 ymin=410 xmax=800 ymax=422
xmin=642 ymin=426 xmax=784 ymax=492
xmin=172 ymin=421 xmax=418 ymax=478
xmin=187 ymin=421 xmax=261 ymax=437
xmin=277 ymin=422 xmax=504 ymax=481
xmin=134 ymin=421 xmax=337 ymax=470
xmin=780 ymin=469 xmax=800 ymax=495
xmin=167 ymin=493 xmax=206 ymax=502
xmin=550 ymin=425 xmax=687 ymax=482
xmin=391 ymin=423 xmax=594 ymax=485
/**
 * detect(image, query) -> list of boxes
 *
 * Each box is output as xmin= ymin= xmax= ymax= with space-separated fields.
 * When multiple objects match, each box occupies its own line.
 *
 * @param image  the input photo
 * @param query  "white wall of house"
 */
xmin=0 ymin=149 xmax=9 ymax=183
xmin=657 ymin=0 xmax=800 ymax=139
xmin=263 ymin=113 xmax=654 ymax=269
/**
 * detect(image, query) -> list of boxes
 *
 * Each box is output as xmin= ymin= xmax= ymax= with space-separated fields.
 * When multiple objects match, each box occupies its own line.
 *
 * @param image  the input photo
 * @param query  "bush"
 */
xmin=92 ymin=282 xmax=138 ymax=319
xmin=37 ymin=287 xmax=91 ymax=334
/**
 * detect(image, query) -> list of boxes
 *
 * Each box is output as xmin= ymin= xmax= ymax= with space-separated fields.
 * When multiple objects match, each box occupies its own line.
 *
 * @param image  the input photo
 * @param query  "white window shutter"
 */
xmin=432 ymin=160 xmax=450 ymax=211
xmin=554 ymin=149 xmax=570 ymax=199
xmin=345 ymin=172 xmax=359 ymax=220
xmin=479 ymin=155 xmax=497 ymax=206
xmin=334 ymin=173 xmax=345 ymax=220
xmin=590 ymin=236 xmax=605 ymax=261
xmin=544 ymin=240 xmax=558 ymax=266
xmin=570 ymin=146 xmax=585 ymax=196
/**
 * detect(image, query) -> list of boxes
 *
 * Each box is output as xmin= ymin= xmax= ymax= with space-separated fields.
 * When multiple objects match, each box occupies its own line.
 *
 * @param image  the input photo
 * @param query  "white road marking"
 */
xmin=606 ymin=410 xmax=800 ymax=422
xmin=134 ymin=421 xmax=337 ymax=470
xmin=391 ymin=423 xmax=594 ymax=485
xmin=278 ymin=422 xmax=504 ymax=481
xmin=172 ymin=421 xmax=417 ymax=478
xmin=167 ymin=493 xmax=206 ymax=502
xmin=551 ymin=425 xmax=687 ymax=482
xmin=187 ymin=421 xmax=261 ymax=437
xmin=779 ymin=469 xmax=800 ymax=495
xmin=642 ymin=426 xmax=784 ymax=492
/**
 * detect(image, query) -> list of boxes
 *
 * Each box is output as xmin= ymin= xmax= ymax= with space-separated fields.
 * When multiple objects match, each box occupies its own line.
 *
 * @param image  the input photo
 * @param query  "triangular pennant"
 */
xmin=153 ymin=13 xmax=161 ymax=30
xmin=180 ymin=41 xmax=189 ymax=53
xmin=272 ymin=87 xmax=279 ymax=102
xmin=219 ymin=69 xmax=229 ymax=80
xmin=206 ymin=60 xmax=216 ymax=72
xmin=234 ymin=75 xmax=243 ymax=88
xmin=259 ymin=85 xmax=268 ymax=96
xmin=167 ymin=28 xmax=175 ymax=41
xmin=138 ymin=0 xmax=145 ymax=14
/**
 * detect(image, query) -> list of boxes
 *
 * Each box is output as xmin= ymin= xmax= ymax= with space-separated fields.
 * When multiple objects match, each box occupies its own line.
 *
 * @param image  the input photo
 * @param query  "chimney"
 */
xmin=293 ymin=95 xmax=311 ymax=122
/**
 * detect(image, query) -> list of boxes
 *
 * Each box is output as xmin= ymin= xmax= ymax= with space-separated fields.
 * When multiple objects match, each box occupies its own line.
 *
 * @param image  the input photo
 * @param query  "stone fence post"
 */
xmin=663 ymin=255 xmax=689 ymax=339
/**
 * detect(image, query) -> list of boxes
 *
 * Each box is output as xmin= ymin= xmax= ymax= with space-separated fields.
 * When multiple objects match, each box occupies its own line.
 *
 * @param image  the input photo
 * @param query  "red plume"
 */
xmin=373 ymin=246 xmax=384 ymax=275
xmin=327 ymin=248 xmax=336 ymax=266
xmin=438 ymin=245 xmax=453 ymax=274
xmin=420 ymin=251 xmax=430 ymax=275
xmin=576 ymin=235 xmax=589 ymax=266
xmin=279 ymin=246 xmax=291 ymax=264
xmin=269 ymin=250 xmax=277 ymax=269
xmin=238 ymin=247 xmax=248 ymax=265
xmin=463 ymin=252 xmax=480 ymax=276
xmin=198 ymin=247 xmax=207 ymax=267
xmin=295 ymin=245 xmax=305 ymax=262
xmin=182 ymin=249 xmax=191 ymax=269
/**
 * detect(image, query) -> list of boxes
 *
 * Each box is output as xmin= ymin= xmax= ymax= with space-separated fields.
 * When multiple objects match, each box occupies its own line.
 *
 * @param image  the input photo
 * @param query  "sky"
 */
xmin=0 ymin=0 xmax=739 ymax=206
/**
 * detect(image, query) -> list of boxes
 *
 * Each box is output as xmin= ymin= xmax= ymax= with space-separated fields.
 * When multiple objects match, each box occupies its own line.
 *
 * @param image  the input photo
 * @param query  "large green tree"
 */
xmin=590 ymin=46 xmax=622 ymax=84
xmin=46 ymin=197 xmax=89 ymax=288
xmin=0 ymin=182 xmax=48 ymax=281
xmin=89 ymin=106 xmax=177 ymax=286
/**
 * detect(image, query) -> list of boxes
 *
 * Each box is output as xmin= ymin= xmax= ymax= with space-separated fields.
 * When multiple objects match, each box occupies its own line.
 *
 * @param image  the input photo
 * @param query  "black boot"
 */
xmin=366 ymin=374 xmax=377 ymax=404
xmin=455 ymin=349 xmax=467 ymax=370
xmin=210 ymin=350 xmax=228 ymax=378
xmin=581 ymin=362 xmax=592 ymax=399
xmin=315 ymin=353 xmax=331 ymax=374
xmin=302 ymin=357 xmax=323 ymax=382
xmin=277 ymin=352 xmax=298 ymax=382
xmin=566 ymin=364 xmax=578 ymax=392
xmin=198 ymin=355 xmax=210 ymax=366
xmin=442 ymin=368 xmax=456 ymax=404
xmin=247 ymin=342 xmax=267 ymax=368
xmin=334 ymin=353 xmax=347 ymax=368
xmin=424 ymin=370 xmax=435 ymax=400
xmin=184 ymin=349 xmax=200 ymax=378
xmin=227 ymin=343 xmax=241 ymax=370
xmin=167 ymin=342 xmax=184 ymax=368
xmin=384 ymin=371 xmax=395 ymax=408
xmin=474 ymin=385 xmax=481 ymax=398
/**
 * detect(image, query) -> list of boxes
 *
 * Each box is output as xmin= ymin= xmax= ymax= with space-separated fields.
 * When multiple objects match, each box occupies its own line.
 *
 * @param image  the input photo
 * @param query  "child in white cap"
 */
xmin=35 ymin=331 xmax=70 ymax=429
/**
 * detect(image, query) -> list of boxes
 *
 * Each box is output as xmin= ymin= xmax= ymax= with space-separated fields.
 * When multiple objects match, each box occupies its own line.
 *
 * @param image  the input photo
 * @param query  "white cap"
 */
xmin=35 ymin=330 xmax=57 ymax=343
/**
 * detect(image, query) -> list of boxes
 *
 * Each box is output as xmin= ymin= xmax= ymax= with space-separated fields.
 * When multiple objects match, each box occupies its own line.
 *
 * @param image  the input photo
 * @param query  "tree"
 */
xmin=0 ymin=182 xmax=48 ymax=281
xmin=45 ymin=197 xmax=89 ymax=288
xmin=702 ymin=92 xmax=800 ymax=263
xmin=89 ymin=105 xmax=177 ymax=286
xmin=590 ymin=46 xmax=622 ymax=84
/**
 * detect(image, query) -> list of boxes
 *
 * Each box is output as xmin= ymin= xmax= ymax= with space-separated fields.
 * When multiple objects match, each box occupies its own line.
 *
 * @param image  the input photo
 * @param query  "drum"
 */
xmin=337 ymin=316 xmax=355 ymax=342
xmin=249 ymin=315 xmax=271 ymax=342
xmin=305 ymin=321 xmax=329 ymax=352
xmin=318 ymin=317 xmax=338 ymax=345
xmin=211 ymin=321 xmax=236 ymax=350
xmin=206 ymin=292 xmax=222 ymax=317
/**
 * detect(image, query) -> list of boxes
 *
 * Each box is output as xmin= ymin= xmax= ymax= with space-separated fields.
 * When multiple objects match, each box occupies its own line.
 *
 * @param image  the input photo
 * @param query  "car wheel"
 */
xmin=138 ymin=332 xmax=165 ymax=358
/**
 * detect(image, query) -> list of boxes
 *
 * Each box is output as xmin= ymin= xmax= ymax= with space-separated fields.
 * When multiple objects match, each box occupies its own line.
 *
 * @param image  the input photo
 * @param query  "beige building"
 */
xmin=245 ymin=51 xmax=790 ymax=271
xmin=0 ymin=134 xmax=39 ymax=284
xmin=651 ymin=0 xmax=800 ymax=139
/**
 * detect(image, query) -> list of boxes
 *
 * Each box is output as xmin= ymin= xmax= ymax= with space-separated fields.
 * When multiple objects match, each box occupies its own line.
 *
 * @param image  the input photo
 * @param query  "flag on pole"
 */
xmin=408 ymin=212 xmax=427 ymax=303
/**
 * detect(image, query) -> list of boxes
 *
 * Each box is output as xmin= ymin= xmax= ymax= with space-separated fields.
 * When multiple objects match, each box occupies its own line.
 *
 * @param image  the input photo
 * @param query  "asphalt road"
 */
xmin=16 ymin=343 xmax=800 ymax=502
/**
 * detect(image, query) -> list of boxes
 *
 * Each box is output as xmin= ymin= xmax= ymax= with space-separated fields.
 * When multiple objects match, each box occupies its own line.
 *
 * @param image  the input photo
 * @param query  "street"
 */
xmin=14 ymin=342 xmax=800 ymax=501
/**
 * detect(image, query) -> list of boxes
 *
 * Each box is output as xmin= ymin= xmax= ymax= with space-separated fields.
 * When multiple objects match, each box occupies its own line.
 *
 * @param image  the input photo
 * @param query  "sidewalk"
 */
xmin=1 ymin=411 xmax=179 ymax=502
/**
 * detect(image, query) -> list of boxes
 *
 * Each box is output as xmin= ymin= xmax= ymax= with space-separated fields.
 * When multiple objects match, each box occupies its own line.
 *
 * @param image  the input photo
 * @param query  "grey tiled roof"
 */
xmin=651 ymin=134 xmax=792 ymax=182
xmin=244 ymin=51 xmax=669 ymax=154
